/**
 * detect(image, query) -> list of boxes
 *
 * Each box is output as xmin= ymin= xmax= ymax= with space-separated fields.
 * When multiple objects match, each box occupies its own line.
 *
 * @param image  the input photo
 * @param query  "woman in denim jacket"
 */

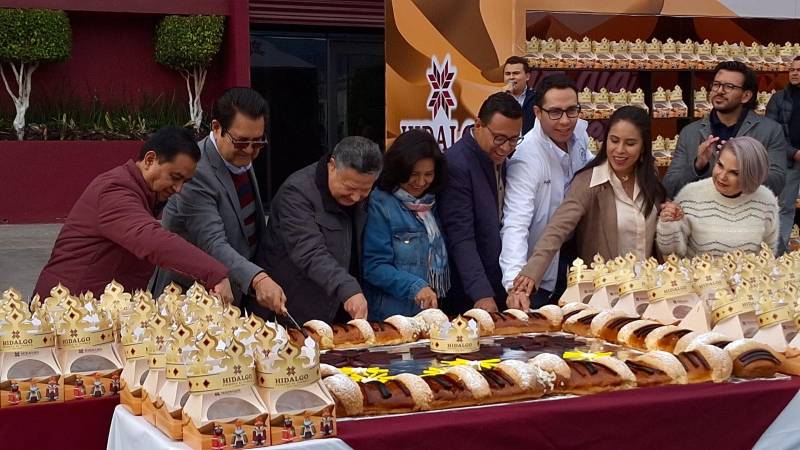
xmin=363 ymin=130 xmax=450 ymax=320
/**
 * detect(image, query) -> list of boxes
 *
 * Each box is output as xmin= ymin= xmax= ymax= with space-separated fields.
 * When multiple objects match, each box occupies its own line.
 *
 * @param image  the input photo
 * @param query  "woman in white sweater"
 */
xmin=657 ymin=136 xmax=779 ymax=257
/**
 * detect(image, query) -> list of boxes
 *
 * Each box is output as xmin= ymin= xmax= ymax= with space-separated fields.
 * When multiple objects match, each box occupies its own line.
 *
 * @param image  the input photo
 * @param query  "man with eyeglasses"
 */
xmin=438 ymin=92 xmax=523 ymax=314
xmin=500 ymin=74 xmax=591 ymax=309
xmin=152 ymin=87 xmax=288 ymax=317
xmin=664 ymin=61 xmax=788 ymax=199
xmin=766 ymin=55 xmax=800 ymax=253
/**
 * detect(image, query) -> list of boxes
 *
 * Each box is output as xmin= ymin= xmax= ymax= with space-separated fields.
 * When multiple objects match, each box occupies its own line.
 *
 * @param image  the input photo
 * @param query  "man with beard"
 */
xmin=766 ymin=56 xmax=800 ymax=253
xmin=664 ymin=61 xmax=788 ymax=199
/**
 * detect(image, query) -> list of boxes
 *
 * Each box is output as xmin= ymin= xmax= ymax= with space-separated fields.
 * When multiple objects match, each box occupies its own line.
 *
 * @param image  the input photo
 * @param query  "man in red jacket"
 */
xmin=34 ymin=126 xmax=233 ymax=303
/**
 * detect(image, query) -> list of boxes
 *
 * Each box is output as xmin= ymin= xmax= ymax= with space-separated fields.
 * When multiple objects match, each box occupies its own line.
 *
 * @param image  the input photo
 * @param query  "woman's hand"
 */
xmin=511 ymin=274 xmax=536 ymax=296
xmin=415 ymin=286 xmax=438 ymax=310
xmin=659 ymin=201 xmax=684 ymax=223
xmin=506 ymin=291 xmax=531 ymax=311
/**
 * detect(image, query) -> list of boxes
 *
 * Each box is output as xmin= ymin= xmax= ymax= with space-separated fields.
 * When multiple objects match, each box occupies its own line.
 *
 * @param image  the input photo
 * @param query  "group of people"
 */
xmin=33 ymin=56 xmax=800 ymax=326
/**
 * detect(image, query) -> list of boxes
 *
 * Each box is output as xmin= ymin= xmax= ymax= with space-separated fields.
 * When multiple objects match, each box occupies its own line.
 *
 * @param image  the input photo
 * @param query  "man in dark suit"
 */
xmin=438 ymin=93 xmax=524 ymax=314
xmin=502 ymin=56 xmax=536 ymax=135
xmin=152 ymin=88 xmax=286 ymax=315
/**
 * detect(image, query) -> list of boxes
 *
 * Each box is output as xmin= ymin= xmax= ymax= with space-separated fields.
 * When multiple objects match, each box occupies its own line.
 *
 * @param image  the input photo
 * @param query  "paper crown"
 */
xmin=756 ymin=296 xmax=793 ymax=328
xmin=165 ymin=320 xmax=196 ymax=380
xmin=146 ymin=313 xmax=172 ymax=369
xmin=254 ymin=323 xmax=320 ymax=389
xmin=649 ymin=262 xmax=693 ymax=302
xmin=711 ymin=289 xmax=751 ymax=325
xmin=567 ymin=257 xmax=594 ymax=286
xmin=187 ymin=333 xmax=253 ymax=393
xmin=618 ymin=259 xmax=656 ymax=296
xmin=0 ymin=300 xmax=56 ymax=351
xmin=56 ymin=304 xmax=114 ymax=349
xmin=430 ymin=315 xmax=480 ymax=354
xmin=692 ymin=261 xmax=729 ymax=293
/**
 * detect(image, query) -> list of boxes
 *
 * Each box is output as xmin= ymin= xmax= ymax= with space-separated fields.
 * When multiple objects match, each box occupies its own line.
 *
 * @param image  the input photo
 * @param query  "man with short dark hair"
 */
xmin=152 ymin=87 xmax=287 ymax=315
xmin=665 ymin=61 xmax=788 ymax=198
xmin=501 ymin=74 xmax=591 ymax=308
xmin=502 ymin=56 xmax=536 ymax=135
xmin=34 ymin=126 xmax=233 ymax=302
xmin=439 ymin=92 xmax=523 ymax=314
xmin=262 ymin=136 xmax=383 ymax=324
xmin=766 ymin=56 xmax=800 ymax=253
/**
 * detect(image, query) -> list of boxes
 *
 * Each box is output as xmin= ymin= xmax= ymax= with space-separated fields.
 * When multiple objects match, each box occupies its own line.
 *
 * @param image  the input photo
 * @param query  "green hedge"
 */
xmin=154 ymin=15 xmax=225 ymax=71
xmin=0 ymin=8 xmax=71 ymax=63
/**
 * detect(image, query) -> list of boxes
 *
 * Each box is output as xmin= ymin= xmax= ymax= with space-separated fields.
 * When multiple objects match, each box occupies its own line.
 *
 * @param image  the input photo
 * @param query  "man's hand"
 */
xmin=414 ymin=286 xmax=438 ymax=310
xmin=506 ymin=291 xmax=530 ymax=311
xmin=793 ymin=149 xmax=800 ymax=162
xmin=474 ymin=297 xmax=499 ymax=312
xmin=252 ymin=272 xmax=287 ymax=315
xmin=658 ymin=201 xmax=684 ymax=223
xmin=694 ymin=135 xmax=721 ymax=171
xmin=512 ymin=274 xmax=536 ymax=297
xmin=344 ymin=293 xmax=368 ymax=320
xmin=212 ymin=277 xmax=235 ymax=307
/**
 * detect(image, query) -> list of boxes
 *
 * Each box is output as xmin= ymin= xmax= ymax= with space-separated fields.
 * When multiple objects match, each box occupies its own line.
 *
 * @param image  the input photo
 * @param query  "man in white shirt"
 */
xmin=500 ymin=75 xmax=592 ymax=308
xmin=501 ymin=56 xmax=536 ymax=135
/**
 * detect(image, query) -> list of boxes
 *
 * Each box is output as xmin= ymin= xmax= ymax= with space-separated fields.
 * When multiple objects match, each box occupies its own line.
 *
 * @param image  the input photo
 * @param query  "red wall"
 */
xmin=0 ymin=141 xmax=142 ymax=223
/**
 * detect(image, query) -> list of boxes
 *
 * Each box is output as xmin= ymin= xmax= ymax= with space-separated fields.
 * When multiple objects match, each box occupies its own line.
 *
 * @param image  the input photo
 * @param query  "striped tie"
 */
xmin=230 ymin=170 xmax=258 ymax=255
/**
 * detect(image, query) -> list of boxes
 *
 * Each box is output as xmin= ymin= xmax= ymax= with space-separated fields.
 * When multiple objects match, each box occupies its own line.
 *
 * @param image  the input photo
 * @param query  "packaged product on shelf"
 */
xmin=652 ymin=87 xmax=672 ymax=118
xmin=668 ymin=85 xmax=688 ymax=118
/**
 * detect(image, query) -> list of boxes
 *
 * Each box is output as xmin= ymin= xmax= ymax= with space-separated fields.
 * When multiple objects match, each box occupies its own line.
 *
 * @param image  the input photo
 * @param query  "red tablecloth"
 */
xmin=338 ymin=377 xmax=800 ymax=450
xmin=0 ymin=396 xmax=118 ymax=450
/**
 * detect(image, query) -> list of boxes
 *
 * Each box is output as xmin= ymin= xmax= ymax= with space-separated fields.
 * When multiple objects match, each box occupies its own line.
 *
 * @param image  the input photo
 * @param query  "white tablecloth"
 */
xmin=753 ymin=390 xmax=800 ymax=450
xmin=107 ymin=406 xmax=353 ymax=450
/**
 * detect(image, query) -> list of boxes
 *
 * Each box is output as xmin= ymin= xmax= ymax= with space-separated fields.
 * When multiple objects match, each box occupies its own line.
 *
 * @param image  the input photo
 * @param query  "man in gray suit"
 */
xmin=152 ymin=88 xmax=286 ymax=315
xmin=664 ymin=61 xmax=788 ymax=199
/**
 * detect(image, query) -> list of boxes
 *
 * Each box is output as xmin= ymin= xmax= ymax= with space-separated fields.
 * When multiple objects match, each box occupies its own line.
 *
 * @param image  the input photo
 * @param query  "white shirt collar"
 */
xmin=590 ymin=160 xmax=640 ymax=199
xmin=210 ymin=131 xmax=252 ymax=175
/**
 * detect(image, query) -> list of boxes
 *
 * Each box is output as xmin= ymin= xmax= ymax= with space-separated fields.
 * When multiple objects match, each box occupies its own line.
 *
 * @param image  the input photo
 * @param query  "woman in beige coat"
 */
xmin=511 ymin=106 xmax=667 ymax=302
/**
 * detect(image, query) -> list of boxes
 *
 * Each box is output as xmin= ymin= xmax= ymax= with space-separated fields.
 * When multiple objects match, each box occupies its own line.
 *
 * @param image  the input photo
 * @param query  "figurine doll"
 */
xmin=110 ymin=374 xmax=121 ymax=395
xmin=91 ymin=377 xmax=105 ymax=398
xmin=232 ymin=420 xmax=248 ymax=448
xmin=301 ymin=412 xmax=316 ymax=439
xmin=8 ymin=381 xmax=21 ymax=405
xmin=74 ymin=378 xmax=87 ymax=399
xmin=46 ymin=377 xmax=59 ymax=401
xmin=211 ymin=423 xmax=227 ymax=450
xmin=321 ymin=410 xmax=334 ymax=436
xmin=252 ymin=419 xmax=267 ymax=445
xmin=27 ymin=385 xmax=42 ymax=403
xmin=281 ymin=416 xmax=297 ymax=442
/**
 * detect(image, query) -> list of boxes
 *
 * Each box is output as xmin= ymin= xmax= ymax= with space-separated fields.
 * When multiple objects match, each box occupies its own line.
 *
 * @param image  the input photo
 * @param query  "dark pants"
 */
xmin=531 ymin=248 xmax=571 ymax=308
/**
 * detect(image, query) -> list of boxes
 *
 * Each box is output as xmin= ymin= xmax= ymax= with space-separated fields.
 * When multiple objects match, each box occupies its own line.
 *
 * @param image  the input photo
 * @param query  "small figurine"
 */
xmin=252 ymin=419 xmax=267 ymax=445
xmin=27 ymin=385 xmax=42 ymax=403
xmin=46 ymin=377 xmax=59 ymax=401
xmin=321 ymin=410 xmax=334 ymax=436
xmin=91 ymin=377 xmax=105 ymax=398
xmin=74 ymin=378 xmax=87 ymax=399
xmin=8 ymin=381 xmax=22 ymax=405
xmin=109 ymin=374 xmax=121 ymax=395
xmin=300 ymin=412 xmax=316 ymax=439
xmin=231 ymin=419 xmax=248 ymax=448
xmin=281 ymin=416 xmax=297 ymax=443
xmin=211 ymin=423 xmax=227 ymax=450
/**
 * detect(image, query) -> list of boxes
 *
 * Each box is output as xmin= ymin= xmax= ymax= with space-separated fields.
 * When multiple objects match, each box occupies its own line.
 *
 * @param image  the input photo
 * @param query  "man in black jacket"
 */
xmin=766 ymin=55 xmax=800 ymax=253
xmin=502 ymin=56 xmax=536 ymax=135
xmin=262 ymin=136 xmax=383 ymax=324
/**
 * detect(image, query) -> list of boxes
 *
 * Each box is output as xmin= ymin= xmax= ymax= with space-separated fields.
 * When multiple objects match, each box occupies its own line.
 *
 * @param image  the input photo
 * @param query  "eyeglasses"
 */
xmin=226 ymin=132 xmax=268 ymax=151
xmin=539 ymin=105 xmax=581 ymax=120
xmin=710 ymin=81 xmax=744 ymax=92
xmin=484 ymin=124 xmax=524 ymax=148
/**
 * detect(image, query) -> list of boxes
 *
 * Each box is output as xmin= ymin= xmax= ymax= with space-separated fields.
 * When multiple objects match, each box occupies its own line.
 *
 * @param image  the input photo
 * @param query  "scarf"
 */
xmin=393 ymin=188 xmax=451 ymax=298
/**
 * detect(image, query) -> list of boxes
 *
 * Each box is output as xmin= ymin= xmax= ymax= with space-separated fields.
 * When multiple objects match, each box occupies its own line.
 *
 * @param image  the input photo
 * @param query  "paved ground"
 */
xmin=0 ymin=224 xmax=61 ymax=299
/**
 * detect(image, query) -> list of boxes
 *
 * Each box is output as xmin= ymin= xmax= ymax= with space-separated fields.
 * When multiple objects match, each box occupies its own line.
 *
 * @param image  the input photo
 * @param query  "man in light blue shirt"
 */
xmin=500 ymin=75 xmax=592 ymax=308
